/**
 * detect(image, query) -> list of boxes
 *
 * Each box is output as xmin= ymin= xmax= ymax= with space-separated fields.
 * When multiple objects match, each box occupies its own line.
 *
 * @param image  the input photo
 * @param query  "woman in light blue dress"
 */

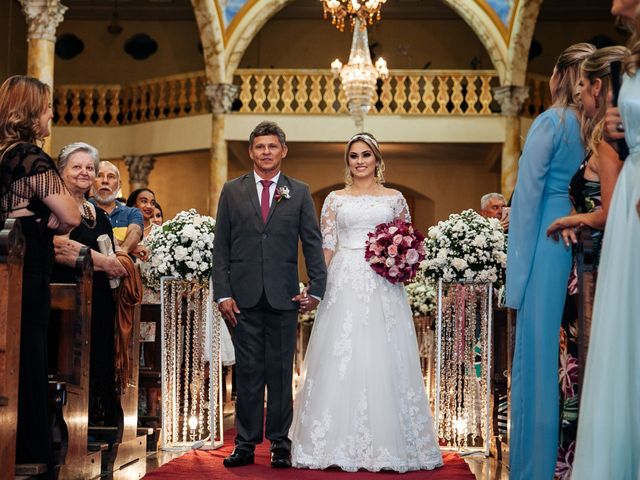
xmin=505 ymin=42 xmax=595 ymax=479
xmin=572 ymin=2 xmax=640 ymax=478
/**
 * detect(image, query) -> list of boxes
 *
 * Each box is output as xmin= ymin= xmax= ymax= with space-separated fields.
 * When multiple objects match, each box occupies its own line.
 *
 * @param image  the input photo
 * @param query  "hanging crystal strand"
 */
xmin=170 ymin=280 xmax=179 ymax=444
xmin=199 ymin=285 xmax=207 ymax=441
xmin=211 ymin=290 xmax=222 ymax=443
xmin=161 ymin=280 xmax=170 ymax=443
xmin=189 ymin=286 xmax=200 ymax=441
xmin=441 ymin=283 xmax=452 ymax=442
xmin=175 ymin=282 xmax=184 ymax=442
xmin=479 ymin=284 xmax=489 ymax=449
xmin=193 ymin=285 xmax=205 ymax=440
xmin=455 ymin=285 xmax=465 ymax=448
xmin=173 ymin=281 xmax=181 ymax=444
xmin=182 ymin=284 xmax=194 ymax=442
xmin=448 ymin=284 xmax=457 ymax=445
xmin=468 ymin=284 xmax=478 ymax=447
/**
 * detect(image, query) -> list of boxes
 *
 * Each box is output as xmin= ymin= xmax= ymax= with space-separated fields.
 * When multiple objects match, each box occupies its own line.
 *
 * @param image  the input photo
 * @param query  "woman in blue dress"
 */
xmin=505 ymin=42 xmax=595 ymax=479
xmin=572 ymin=1 xmax=640 ymax=478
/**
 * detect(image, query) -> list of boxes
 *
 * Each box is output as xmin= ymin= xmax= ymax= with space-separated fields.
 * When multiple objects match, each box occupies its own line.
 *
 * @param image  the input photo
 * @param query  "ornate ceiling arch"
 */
xmin=190 ymin=0 xmax=226 ymax=83
xmin=191 ymin=0 xmax=542 ymax=86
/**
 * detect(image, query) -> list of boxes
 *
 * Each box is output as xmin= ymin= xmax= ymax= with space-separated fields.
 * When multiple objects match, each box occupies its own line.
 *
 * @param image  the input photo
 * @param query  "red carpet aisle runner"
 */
xmin=143 ymin=430 xmax=475 ymax=480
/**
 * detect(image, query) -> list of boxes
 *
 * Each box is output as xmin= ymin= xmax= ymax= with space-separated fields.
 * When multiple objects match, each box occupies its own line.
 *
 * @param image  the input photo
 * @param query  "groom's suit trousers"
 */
xmin=232 ymin=291 xmax=298 ymax=453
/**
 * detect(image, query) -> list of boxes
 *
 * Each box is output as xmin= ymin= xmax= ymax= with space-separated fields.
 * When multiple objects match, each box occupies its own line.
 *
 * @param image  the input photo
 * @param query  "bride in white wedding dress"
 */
xmin=290 ymin=133 xmax=442 ymax=473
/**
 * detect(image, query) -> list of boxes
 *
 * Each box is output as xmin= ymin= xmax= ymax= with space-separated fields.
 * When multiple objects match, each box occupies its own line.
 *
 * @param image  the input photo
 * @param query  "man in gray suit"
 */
xmin=212 ymin=121 xmax=327 ymax=468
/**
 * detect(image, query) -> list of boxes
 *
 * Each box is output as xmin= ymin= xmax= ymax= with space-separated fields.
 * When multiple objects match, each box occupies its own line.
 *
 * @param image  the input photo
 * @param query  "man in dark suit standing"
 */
xmin=212 ymin=121 xmax=327 ymax=469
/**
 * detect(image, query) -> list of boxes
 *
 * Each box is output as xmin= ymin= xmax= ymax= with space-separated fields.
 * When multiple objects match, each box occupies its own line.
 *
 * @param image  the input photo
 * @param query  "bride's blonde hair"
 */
xmin=343 ymin=132 xmax=385 ymax=186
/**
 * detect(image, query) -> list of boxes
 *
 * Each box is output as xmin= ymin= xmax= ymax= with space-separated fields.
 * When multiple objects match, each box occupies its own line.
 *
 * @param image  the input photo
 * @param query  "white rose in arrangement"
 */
xmin=405 ymin=275 xmax=437 ymax=317
xmin=142 ymin=209 xmax=216 ymax=291
xmin=422 ymin=209 xmax=506 ymax=287
xmin=451 ymin=257 xmax=469 ymax=271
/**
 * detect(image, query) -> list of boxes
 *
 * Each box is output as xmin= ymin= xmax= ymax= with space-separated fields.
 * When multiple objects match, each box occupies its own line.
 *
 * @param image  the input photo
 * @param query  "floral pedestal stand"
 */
xmin=160 ymin=277 xmax=224 ymax=450
xmin=434 ymin=280 xmax=493 ymax=455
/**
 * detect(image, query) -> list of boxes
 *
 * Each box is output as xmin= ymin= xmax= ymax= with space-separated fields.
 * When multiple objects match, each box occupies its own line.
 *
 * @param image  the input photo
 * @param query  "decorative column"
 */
xmin=205 ymin=83 xmax=238 ymax=217
xmin=124 ymin=155 xmax=156 ymax=191
xmin=493 ymin=85 xmax=529 ymax=200
xmin=20 ymin=0 xmax=67 ymax=154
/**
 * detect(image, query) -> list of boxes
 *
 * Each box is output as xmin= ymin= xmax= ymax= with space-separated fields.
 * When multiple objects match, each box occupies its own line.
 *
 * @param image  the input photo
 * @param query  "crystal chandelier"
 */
xmin=331 ymin=18 xmax=389 ymax=130
xmin=321 ymin=0 xmax=388 ymax=32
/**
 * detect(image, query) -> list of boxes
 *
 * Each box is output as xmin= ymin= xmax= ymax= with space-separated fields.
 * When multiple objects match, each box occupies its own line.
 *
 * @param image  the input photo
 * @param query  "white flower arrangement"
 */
xmin=405 ymin=274 xmax=437 ymax=317
xmin=423 ymin=209 xmax=506 ymax=286
xmin=141 ymin=209 xmax=216 ymax=291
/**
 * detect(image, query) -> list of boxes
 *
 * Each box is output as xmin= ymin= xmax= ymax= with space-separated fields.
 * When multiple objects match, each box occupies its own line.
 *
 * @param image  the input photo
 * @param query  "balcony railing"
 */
xmin=236 ymin=69 xmax=498 ymax=115
xmin=54 ymin=72 xmax=209 ymax=126
xmin=53 ymin=69 xmax=506 ymax=127
xmin=521 ymin=74 xmax=552 ymax=117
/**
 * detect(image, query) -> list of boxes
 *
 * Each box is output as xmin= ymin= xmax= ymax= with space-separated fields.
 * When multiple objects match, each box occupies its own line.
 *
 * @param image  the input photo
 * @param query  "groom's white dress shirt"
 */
xmin=254 ymin=171 xmax=281 ymax=207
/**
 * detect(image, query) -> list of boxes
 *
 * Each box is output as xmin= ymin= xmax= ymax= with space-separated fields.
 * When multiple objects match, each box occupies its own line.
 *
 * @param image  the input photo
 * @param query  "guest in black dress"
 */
xmin=52 ymin=142 xmax=128 ymax=426
xmin=0 ymin=76 xmax=80 ymax=476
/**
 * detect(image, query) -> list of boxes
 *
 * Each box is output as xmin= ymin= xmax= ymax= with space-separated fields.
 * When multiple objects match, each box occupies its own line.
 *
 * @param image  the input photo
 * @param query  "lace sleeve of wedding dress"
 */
xmin=394 ymin=193 xmax=412 ymax=223
xmin=320 ymin=192 xmax=338 ymax=251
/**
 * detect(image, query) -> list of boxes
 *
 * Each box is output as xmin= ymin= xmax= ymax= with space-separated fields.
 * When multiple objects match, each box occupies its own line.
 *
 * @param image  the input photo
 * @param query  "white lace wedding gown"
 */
xmin=290 ymin=191 xmax=443 ymax=473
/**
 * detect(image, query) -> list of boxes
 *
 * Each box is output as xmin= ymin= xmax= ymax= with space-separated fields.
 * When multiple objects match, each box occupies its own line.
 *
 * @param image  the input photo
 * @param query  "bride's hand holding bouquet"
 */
xmin=364 ymin=219 xmax=426 ymax=284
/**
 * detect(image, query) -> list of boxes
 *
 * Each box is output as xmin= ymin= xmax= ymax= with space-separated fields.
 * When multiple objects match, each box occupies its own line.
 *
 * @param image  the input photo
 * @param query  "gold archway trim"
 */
xmin=223 ymin=0 xmax=261 ymax=44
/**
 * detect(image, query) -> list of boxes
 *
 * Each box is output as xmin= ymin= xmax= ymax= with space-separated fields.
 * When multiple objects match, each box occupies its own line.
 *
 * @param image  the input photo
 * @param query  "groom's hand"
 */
xmin=292 ymin=289 xmax=319 ymax=312
xmin=219 ymin=298 xmax=241 ymax=327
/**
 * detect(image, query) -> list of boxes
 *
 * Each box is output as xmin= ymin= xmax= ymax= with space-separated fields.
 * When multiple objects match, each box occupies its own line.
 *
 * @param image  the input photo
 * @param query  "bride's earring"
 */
xmin=375 ymin=165 xmax=383 ymax=183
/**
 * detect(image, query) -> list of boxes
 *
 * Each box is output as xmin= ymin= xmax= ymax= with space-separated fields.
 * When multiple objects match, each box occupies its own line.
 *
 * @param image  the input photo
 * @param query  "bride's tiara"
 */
xmin=349 ymin=133 xmax=379 ymax=149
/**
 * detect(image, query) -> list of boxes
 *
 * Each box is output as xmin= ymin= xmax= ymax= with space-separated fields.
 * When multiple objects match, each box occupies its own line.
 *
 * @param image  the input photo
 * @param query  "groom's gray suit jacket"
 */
xmin=212 ymin=172 xmax=327 ymax=310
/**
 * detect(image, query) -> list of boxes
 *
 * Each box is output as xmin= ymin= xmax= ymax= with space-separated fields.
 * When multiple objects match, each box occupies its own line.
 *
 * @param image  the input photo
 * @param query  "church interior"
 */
xmin=0 ymin=0 xmax=628 ymax=479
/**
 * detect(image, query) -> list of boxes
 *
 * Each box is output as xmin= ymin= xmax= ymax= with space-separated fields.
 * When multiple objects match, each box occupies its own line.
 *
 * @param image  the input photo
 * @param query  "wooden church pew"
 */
xmin=108 ymin=301 xmax=147 ymax=472
xmin=49 ymin=246 xmax=102 ymax=479
xmin=0 ymin=219 xmax=25 ymax=478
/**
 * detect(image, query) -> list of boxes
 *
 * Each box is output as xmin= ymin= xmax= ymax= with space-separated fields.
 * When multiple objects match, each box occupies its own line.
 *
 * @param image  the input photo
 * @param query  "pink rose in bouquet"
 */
xmin=365 ymin=220 xmax=426 ymax=284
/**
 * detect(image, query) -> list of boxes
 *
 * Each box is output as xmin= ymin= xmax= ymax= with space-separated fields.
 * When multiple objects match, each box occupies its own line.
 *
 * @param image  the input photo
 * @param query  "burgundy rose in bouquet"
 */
xmin=365 ymin=220 xmax=426 ymax=284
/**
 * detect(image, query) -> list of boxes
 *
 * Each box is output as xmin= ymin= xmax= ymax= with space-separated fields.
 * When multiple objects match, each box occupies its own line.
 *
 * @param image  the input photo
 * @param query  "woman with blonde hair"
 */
xmin=0 ymin=75 xmax=79 ymax=476
xmin=572 ymin=1 xmax=640 ymax=478
xmin=290 ymin=133 xmax=442 ymax=473
xmin=505 ymin=42 xmax=595 ymax=479
xmin=546 ymin=45 xmax=626 ymax=479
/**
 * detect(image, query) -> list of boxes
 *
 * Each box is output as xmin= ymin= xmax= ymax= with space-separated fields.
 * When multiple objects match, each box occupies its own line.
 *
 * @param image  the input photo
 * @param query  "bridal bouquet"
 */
xmin=141 ymin=209 xmax=216 ymax=291
xmin=365 ymin=220 xmax=426 ymax=284
xmin=423 ymin=209 xmax=506 ymax=286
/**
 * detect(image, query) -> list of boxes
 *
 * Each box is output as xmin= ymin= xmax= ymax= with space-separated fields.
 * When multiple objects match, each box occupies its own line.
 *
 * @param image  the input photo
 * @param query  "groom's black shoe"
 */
xmin=270 ymin=448 xmax=291 ymax=469
xmin=223 ymin=449 xmax=254 ymax=467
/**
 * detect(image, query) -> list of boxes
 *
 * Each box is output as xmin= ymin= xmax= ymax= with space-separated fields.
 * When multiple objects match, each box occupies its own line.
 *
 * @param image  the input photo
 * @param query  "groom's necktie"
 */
xmin=260 ymin=179 xmax=273 ymax=223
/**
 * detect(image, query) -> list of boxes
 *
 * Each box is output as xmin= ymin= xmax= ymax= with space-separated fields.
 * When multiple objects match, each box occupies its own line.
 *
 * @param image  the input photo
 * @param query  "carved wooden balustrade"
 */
xmin=54 ymin=72 xmax=209 ymax=126
xmin=53 ymin=69 xmax=506 ymax=126
xmin=521 ymin=73 xmax=552 ymax=117
xmin=235 ymin=69 xmax=498 ymax=115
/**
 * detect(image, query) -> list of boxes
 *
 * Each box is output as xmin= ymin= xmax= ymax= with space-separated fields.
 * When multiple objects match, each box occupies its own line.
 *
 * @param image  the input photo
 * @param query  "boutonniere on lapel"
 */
xmin=274 ymin=186 xmax=291 ymax=204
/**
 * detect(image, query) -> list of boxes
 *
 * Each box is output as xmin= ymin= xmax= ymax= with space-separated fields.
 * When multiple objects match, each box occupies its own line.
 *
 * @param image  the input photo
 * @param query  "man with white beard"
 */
xmin=90 ymin=160 xmax=144 ymax=255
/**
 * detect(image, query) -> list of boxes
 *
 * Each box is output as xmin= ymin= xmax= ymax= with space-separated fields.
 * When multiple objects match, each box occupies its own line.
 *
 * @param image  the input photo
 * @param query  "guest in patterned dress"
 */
xmin=546 ymin=46 xmax=626 ymax=480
